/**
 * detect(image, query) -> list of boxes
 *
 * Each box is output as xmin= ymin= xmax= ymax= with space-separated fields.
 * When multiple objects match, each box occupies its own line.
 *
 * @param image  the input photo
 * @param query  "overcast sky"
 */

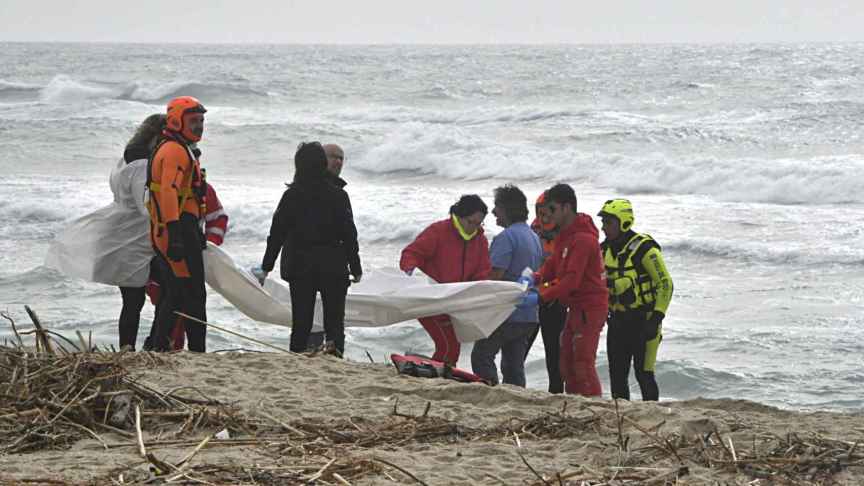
xmin=2 ymin=0 xmax=863 ymax=44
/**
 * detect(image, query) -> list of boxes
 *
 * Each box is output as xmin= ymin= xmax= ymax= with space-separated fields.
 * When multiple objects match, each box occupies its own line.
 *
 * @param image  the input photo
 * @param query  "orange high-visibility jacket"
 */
xmin=148 ymin=138 xmax=202 ymax=277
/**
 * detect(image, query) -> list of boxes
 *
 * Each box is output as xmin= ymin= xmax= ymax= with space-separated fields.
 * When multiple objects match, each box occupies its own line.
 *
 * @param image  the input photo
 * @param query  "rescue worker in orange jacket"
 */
xmin=146 ymin=96 xmax=209 ymax=352
xmin=147 ymin=177 xmax=229 ymax=351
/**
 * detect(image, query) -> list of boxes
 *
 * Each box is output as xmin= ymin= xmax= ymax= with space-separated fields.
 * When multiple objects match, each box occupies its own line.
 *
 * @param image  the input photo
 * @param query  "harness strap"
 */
xmin=608 ymin=233 xmax=658 ymax=310
xmin=148 ymin=182 xmax=194 ymax=197
xmin=146 ymin=136 xmax=201 ymax=232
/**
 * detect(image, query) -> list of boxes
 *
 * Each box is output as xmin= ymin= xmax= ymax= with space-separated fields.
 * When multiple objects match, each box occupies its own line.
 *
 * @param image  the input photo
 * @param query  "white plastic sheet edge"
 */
xmin=203 ymin=243 xmax=524 ymax=343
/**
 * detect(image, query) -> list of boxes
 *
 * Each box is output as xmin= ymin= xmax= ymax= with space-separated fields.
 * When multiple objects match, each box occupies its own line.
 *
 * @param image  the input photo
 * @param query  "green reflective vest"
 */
xmin=602 ymin=233 xmax=658 ymax=312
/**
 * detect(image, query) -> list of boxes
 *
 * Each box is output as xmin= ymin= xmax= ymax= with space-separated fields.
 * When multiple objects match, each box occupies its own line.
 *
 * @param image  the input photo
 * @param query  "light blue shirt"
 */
xmin=489 ymin=222 xmax=543 ymax=323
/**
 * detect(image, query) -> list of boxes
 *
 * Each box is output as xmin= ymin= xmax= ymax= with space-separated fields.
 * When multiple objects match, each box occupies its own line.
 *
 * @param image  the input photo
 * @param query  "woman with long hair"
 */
xmin=258 ymin=142 xmax=362 ymax=355
xmin=45 ymin=113 xmax=166 ymax=350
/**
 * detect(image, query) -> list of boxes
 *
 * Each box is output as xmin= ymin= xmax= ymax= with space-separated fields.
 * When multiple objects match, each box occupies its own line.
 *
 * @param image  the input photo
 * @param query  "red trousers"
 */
xmin=559 ymin=307 xmax=607 ymax=397
xmin=419 ymin=314 xmax=460 ymax=366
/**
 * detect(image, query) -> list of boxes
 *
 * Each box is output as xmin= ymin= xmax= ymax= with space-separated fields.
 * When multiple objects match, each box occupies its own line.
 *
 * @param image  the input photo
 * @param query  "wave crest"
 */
xmin=123 ymin=81 xmax=269 ymax=103
xmin=30 ymin=75 xmax=268 ymax=105
xmin=353 ymin=123 xmax=864 ymax=205
xmin=0 ymin=79 xmax=42 ymax=102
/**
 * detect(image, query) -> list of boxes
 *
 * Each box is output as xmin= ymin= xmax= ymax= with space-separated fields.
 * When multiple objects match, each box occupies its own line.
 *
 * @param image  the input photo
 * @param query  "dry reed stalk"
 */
xmin=175 ymin=312 xmax=295 ymax=354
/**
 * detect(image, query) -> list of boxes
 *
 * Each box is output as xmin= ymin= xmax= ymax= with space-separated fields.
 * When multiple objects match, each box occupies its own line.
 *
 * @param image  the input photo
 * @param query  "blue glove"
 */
xmin=250 ymin=265 xmax=268 ymax=286
xmin=516 ymin=290 xmax=539 ymax=308
xmin=517 ymin=275 xmax=534 ymax=288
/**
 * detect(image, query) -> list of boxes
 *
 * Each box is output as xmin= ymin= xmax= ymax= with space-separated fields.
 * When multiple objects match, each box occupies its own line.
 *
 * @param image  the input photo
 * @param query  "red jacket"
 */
xmin=400 ymin=218 xmax=491 ymax=283
xmin=537 ymin=213 xmax=608 ymax=311
xmin=204 ymin=183 xmax=229 ymax=245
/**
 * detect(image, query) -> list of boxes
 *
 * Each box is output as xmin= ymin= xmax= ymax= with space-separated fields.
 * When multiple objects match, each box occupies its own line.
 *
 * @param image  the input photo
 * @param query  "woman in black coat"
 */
xmin=259 ymin=142 xmax=362 ymax=355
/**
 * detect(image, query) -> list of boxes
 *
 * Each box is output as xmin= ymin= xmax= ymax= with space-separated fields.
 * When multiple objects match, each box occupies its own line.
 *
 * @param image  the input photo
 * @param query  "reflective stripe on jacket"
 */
xmin=148 ymin=136 xmax=203 ymax=277
xmin=203 ymin=183 xmax=228 ymax=245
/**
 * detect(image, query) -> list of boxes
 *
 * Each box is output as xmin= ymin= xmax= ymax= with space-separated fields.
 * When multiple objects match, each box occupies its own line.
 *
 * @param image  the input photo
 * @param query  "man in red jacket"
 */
xmin=400 ymin=195 xmax=492 ymax=365
xmin=534 ymin=184 xmax=608 ymax=396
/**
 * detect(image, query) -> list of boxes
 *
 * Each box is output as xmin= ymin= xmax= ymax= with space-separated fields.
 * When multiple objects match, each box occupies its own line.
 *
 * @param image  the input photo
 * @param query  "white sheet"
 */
xmin=45 ymin=158 xmax=152 ymax=287
xmin=203 ymin=243 xmax=524 ymax=342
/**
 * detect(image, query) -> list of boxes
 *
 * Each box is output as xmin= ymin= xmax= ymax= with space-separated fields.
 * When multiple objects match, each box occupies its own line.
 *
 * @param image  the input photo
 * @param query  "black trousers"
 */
xmin=118 ymin=286 xmax=145 ymax=349
xmin=151 ymin=213 xmax=207 ymax=352
xmin=288 ymin=272 xmax=348 ymax=355
xmin=607 ymin=310 xmax=659 ymax=401
xmin=539 ymin=302 xmax=567 ymax=394
xmin=307 ymin=331 xmax=326 ymax=350
xmin=525 ymin=302 xmax=567 ymax=393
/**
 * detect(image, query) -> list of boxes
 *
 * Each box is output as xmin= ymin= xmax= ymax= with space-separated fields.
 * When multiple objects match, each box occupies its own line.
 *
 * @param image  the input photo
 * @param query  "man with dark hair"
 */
xmin=527 ymin=190 xmax=568 ymax=393
xmin=400 ymin=194 xmax=492 ymax=365
xmin=533 ymin=183 xmax=608 ymax=396
xmin=471 ymin=185 xmax=543 ymax=386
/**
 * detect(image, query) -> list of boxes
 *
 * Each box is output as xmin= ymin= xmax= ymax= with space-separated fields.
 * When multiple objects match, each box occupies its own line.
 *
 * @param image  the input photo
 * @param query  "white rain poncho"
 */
xmin=203 ymin=243 xmax=524 ymax=342
xmin=45 ymin=157 xmax=152 ymax=287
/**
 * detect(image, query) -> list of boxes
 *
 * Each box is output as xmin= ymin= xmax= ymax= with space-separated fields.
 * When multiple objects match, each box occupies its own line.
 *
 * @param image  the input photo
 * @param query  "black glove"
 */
xmin=644 ymin=311 xmax=664 ymax=341
xmin=166 ymin=221 xmax=185 ymax=262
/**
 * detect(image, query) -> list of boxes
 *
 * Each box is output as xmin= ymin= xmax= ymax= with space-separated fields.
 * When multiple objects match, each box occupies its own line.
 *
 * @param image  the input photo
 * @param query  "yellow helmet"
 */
xmin=598 ymin=199 xmax=634 ymax=232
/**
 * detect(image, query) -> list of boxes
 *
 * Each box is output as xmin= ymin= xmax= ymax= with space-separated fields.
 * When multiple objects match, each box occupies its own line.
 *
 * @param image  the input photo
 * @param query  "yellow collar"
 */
xmin=452 ymin=214 xmax=477 ymax=241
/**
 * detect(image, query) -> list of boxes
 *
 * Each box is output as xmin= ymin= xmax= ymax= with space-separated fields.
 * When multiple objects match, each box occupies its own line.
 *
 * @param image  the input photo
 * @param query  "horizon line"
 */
xmin=2 ymin=39 xmax=863 ymax=47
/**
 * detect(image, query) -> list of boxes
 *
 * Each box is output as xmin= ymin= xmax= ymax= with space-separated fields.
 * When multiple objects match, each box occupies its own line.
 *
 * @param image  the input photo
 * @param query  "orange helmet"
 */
xmin=166 ymin=96 xmax=206 ymax=142
xmin=534 ymin=191 xmax=556 ymax=231
xmin=535 ymin=192 xmax=547 ymax=207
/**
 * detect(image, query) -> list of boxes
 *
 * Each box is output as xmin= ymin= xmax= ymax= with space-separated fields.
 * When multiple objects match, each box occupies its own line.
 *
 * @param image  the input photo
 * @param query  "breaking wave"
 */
xmin=33 ymin=75 xmax=268 ymax=105
xmin=352 ymin=123 xmax=864 ymax=205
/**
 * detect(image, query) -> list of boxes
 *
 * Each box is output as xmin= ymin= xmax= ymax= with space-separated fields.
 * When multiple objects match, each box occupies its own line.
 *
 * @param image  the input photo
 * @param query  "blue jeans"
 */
xmin=471 ymin=321 xmax=539 ymax=387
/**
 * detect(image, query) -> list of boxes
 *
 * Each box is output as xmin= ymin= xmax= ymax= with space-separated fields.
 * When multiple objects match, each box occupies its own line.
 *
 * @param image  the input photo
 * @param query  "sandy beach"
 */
xmin=1 ymin=347 xmax=863 ymax=485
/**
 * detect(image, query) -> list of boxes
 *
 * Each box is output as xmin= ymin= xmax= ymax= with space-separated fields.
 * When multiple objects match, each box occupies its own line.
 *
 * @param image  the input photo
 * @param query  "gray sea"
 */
xmin=1 ymin=43 xmax=863 ymax=410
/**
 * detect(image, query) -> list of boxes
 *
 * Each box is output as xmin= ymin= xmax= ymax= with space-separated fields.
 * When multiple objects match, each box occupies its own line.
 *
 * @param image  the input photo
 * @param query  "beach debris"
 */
xmin=679 ymin=417 xmax=718 ymax=439
xmin=0 ymin=314 xmax=248 ymax=455
xmin=2 ymin=311 xmax=862 ymax=484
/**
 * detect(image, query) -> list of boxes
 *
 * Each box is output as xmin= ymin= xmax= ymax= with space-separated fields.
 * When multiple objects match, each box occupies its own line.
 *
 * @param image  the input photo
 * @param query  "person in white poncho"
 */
xmin=45 ymin=114 xmax=165 ymax=350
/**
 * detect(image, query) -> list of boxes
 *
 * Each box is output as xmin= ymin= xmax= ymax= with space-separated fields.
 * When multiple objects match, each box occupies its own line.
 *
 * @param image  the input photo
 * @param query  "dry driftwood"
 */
xmin=2 ymin=308 xmax=863 ymax=485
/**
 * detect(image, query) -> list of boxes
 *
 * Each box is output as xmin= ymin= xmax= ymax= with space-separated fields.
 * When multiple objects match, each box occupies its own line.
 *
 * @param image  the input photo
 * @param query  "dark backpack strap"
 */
xmin=629 ymin=235 xmax=660 ymax=277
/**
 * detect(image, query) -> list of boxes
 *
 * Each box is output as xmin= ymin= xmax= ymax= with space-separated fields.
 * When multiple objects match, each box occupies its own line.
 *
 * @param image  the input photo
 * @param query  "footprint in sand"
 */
xmin=240 ymin=358 xmax=272 ymax=370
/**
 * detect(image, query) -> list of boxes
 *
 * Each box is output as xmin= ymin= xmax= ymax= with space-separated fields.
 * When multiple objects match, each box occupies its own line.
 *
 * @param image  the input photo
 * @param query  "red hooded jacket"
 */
xmin=537 ymin=213 xmax=608 ymax=311
xmin=400 ymin=218 xmax=491 ymax=283
xmin=203 ymin=183 xmax=229 ymax=245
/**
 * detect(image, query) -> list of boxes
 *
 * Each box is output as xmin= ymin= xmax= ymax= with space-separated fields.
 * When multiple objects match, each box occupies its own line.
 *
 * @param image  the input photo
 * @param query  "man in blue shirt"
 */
xmin=471 ymin=185 xmax=543 ymax=386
